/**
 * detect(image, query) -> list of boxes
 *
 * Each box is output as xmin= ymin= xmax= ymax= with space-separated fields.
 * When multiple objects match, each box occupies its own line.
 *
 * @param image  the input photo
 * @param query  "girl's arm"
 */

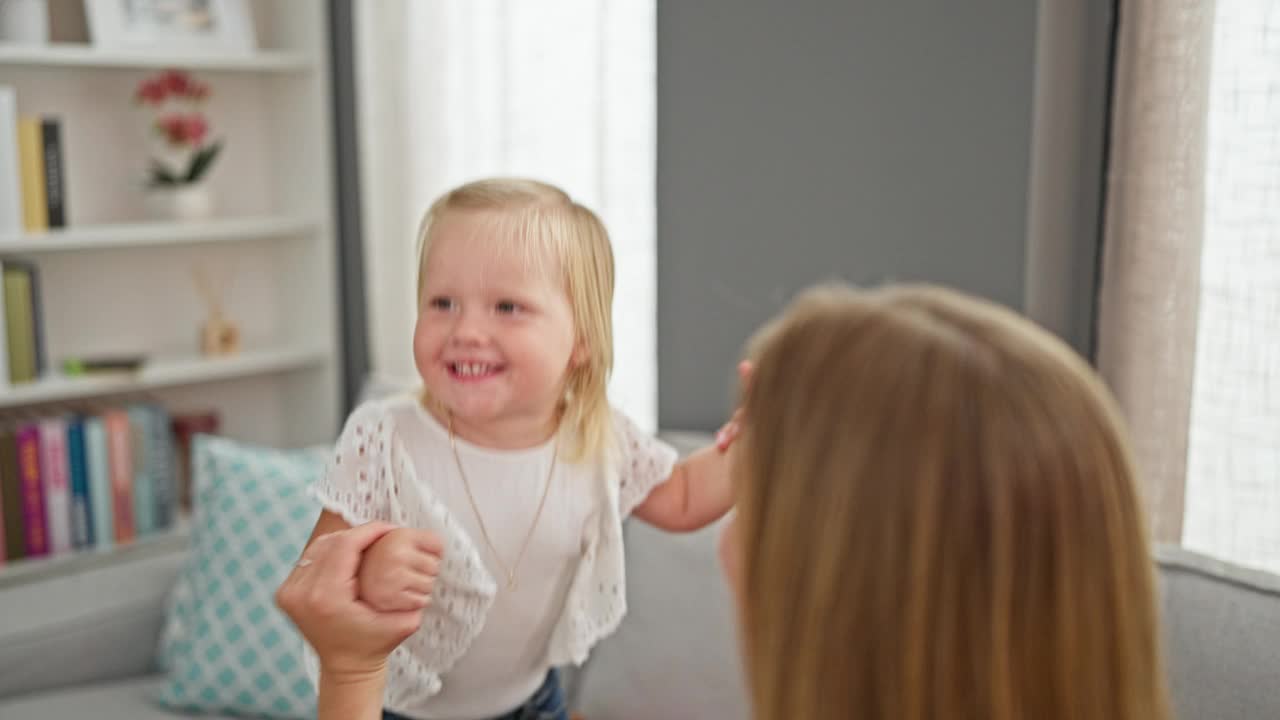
xmin=632 ymin=444 xmax=734 ymax=532
xmin=318 ymin=667 xmax=388 ymax=720
xmin=633 ymin=361 xmax=751 ymax=532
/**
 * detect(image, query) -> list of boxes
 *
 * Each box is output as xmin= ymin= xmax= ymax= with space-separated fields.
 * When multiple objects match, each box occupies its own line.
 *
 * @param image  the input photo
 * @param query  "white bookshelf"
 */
xmin=0 ymin=215 xmax=315 ymax=253
xmin=0 ymin=2 xmax=342 ymax=580
xmin=0 ymin=44 xmax=312 ymax=72
xmin=0 ymin=0 xmax=340 ymax=440
xmin=0 ymin=519 xmax=190 ymax=589
xmin=0 ymin=346 xmax=327 ymax=408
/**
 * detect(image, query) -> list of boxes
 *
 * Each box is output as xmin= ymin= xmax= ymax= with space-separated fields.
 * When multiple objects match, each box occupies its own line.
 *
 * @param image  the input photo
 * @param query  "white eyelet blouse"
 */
xmin=301 ymin=394 xmax=678 ymax=711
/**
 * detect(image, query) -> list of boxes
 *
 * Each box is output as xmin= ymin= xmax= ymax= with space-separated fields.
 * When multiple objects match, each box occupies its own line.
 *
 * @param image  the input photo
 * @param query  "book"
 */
xmin=172 ymin=410 xmax=219 ymax=513
xmin=39 ymin=416 xmax=72 ymax=555
xmin=16 ymin=422 xmax=47 ymax=556
xmin=16 ymin=115 xmax=46 ymax=233
xmin=66 ymin=416 xmax=93 ymax=548
xmin=127 ymin=406 xmax=155 ymax=536
xmin=39 ymin=117 xmax=66 ymax=228
xmin=139 ymin=404 xmax=176 ymax=530
xmin=3 ymin=263 xmax=36 ymax=383
xmin=62 ymin=354 xmax=146 ymax=376
xmin=103 ymin=410 xmax=135 ymax=544
xmin=0 ymin=429 xmax=23 ymax=561
xmin=0 ymin=87 xmax=21 ymax=235
xmin=26 ymin=260 xmax=45 ymax=376
xmin=83 ymin=415 xmax=113 ymax=550
xmin=0 ymin=261 xmax=12 ymax=391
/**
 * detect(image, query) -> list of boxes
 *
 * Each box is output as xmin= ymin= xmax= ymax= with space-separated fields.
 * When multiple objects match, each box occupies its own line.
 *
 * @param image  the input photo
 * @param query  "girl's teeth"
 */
xmin=456 ymin=362 xmax=491 ymax=377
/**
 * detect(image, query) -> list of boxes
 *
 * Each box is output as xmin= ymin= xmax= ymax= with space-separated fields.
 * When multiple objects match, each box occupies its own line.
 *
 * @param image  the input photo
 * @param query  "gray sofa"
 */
xmin=1 ymin=433 xmax=1278 ymax=719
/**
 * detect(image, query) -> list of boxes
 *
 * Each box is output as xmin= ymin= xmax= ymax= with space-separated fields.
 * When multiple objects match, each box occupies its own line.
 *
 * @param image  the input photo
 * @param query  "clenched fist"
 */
xmin=357 ymin=527 xmax=444 ymax=613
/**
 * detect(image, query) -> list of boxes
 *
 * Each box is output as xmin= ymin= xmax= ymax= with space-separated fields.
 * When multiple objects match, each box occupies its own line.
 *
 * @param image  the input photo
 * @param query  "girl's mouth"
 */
xmin=448 ymin=361 xmax=504 ymax=380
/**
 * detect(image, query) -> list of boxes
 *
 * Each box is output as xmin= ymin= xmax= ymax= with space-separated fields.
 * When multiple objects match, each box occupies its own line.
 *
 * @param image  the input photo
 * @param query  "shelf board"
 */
xmin=0 ymin=520 xmax=190 ymax=588
xmin=0 ymin=346 xmax=328 ymax=408
xmin=0 ymin=215 xmax=316 ymax=253
xmin=0 ymin=43 xmax=312 ymax=72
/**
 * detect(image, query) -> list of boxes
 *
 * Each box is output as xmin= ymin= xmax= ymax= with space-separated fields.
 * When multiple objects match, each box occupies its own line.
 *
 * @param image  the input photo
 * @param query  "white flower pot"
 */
xmin=0 ymin=0 xmax=49 ymax=45
xmin=146 ymin=183 xmax=214 ymax=222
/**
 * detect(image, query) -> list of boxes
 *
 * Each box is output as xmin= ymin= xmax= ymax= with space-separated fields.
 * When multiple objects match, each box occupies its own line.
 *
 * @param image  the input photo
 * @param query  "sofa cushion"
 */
xmin=0 ymin=675 xmax=238 ymax=720
xmin=573 ymin=430 xmax=750 ymax=719
xmin=155 ymin=435 xmax=326 ymax=719
xmin=1157 ymin=545 xmax=1280 ymax=720
xmin=575 ymin=518 xmax=749 ymax=720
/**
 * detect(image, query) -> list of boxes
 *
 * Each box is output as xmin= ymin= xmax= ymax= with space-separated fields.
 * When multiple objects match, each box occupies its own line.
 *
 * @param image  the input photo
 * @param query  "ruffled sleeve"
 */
xmin=612 ymin=410 xmax=679 ymax=518
xmin=310 ymin=401 xmax=396 ymax=525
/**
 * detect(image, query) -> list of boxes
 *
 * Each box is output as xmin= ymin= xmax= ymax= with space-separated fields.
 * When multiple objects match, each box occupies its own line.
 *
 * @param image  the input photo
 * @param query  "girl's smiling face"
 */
xmin=414 ymin=209 xmax=582 ymax=446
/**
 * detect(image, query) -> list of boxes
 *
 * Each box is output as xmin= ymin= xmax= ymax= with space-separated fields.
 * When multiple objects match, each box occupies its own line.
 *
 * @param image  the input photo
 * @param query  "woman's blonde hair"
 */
xmin=734 ymin=284 xmax=1169 ymax=720
xmin=414 ymin=178 xmax=615 ymax=463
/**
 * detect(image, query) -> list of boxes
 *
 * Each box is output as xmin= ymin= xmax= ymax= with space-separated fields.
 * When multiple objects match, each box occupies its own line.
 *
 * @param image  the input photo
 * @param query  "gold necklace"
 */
xmin=448 ymin=415 xmax=558 ymax=591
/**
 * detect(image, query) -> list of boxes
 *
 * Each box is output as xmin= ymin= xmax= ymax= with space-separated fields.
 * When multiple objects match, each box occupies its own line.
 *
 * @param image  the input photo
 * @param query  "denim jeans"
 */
xmin=382 ymin=668 xmax=568 ymax=720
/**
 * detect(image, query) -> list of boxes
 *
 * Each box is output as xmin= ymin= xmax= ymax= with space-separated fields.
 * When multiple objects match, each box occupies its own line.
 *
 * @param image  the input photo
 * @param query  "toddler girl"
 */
xmin=302 ymin=179 xmax=738 ymax=720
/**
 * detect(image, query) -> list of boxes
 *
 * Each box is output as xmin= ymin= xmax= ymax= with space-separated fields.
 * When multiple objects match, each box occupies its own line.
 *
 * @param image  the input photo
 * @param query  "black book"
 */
xmin=40 ymin=117 xmax=66 ymax=228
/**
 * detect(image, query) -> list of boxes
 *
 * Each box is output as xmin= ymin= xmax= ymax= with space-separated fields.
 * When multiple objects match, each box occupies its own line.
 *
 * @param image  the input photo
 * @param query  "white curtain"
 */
xmin=1101 ymin=0 xmax=1280 ymax=575
xmin=1182 ymin=1 xmax=1280 ymax=574
xmin=354 ymin=1 xmax=658 ymax=431
xmin=1096 ymin=0 xmax=1216 ymax=544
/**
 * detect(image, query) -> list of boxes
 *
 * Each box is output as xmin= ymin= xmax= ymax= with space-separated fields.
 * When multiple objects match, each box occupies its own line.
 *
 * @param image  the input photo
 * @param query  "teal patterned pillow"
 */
xmin=157 ymin=435 xmax=326 ymax=719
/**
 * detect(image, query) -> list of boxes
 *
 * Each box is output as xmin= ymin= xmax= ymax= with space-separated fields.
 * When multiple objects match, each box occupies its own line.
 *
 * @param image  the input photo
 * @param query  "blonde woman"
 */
xmin=721 ymin=284 xmax=1171 ymax=720
xmin=286 ymin=178 xmax=736 ymax=720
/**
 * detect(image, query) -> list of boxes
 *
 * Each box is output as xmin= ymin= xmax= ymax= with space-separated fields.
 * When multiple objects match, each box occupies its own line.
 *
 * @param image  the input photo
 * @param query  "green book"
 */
xmin=3 ymin=265 xmax=36 ymax=384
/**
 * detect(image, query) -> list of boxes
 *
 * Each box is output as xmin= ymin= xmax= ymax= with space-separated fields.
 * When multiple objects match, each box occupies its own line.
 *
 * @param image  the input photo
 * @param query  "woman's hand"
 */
xmin=275 ymin=522 xmax=426 ymax=681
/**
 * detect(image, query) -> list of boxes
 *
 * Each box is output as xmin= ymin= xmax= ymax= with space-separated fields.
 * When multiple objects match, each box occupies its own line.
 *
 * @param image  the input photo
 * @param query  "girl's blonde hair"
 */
xmin=734 ymin=284 xmax=1170 ymax=720
xmin=414 ymin=178 xmax=615 ymax=463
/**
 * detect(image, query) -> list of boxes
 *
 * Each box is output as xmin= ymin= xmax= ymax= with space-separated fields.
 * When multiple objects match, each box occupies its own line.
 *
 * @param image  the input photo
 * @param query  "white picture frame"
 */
xmin=86 ymin=0 xmax=257 ymax=54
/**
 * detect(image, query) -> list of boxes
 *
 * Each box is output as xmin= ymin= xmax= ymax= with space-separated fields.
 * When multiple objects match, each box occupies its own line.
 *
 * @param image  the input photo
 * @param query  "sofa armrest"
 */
xmin=0 ymin=540 xmax=188 ymax=699
xmin=1155 ymin=544 xmax=1280 ymax=720
xmin=658 ymin=430 xmax=714 ymax=458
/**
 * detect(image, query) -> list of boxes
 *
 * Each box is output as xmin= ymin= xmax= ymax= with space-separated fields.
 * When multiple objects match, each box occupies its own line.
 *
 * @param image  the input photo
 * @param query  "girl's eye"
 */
xmin=495 ymin=300 xmax=521 ymax=315
xmin=428 ymin=297 xmax=454 ymax=311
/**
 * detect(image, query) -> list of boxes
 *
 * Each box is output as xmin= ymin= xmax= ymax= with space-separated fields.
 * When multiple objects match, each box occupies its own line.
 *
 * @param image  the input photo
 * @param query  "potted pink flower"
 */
xmin=135 ymin=69 xmax=223 ymax=220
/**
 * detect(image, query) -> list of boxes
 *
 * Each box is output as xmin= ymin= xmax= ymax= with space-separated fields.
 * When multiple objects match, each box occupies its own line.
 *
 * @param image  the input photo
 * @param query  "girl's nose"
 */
xmin=450 ymin=310 xmax=487 ymax=345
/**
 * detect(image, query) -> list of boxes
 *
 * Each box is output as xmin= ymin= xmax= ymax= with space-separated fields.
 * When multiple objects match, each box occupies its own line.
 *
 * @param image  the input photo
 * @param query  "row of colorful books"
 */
xmin=0 ymin=86 xmax=67 ymax=235
xmin=0 ymin=402 xmax=177 ymax=564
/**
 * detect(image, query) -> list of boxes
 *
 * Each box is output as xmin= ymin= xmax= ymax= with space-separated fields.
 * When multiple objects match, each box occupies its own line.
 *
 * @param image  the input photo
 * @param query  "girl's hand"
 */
xmin=275 ymin=522 xmax=425 ymax=680
xmin=715 ymin=360 xmax=754 ymax=452
xmin=358 ymin=527 xmax=443 ymax=613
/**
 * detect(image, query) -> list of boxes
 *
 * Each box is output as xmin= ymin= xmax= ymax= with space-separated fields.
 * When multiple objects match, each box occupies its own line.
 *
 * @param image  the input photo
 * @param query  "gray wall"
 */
xmin=657 ymin=2 xmax=1103 ymax=430
xmin=1024 ymin=0 xmax=1114 ymax=361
